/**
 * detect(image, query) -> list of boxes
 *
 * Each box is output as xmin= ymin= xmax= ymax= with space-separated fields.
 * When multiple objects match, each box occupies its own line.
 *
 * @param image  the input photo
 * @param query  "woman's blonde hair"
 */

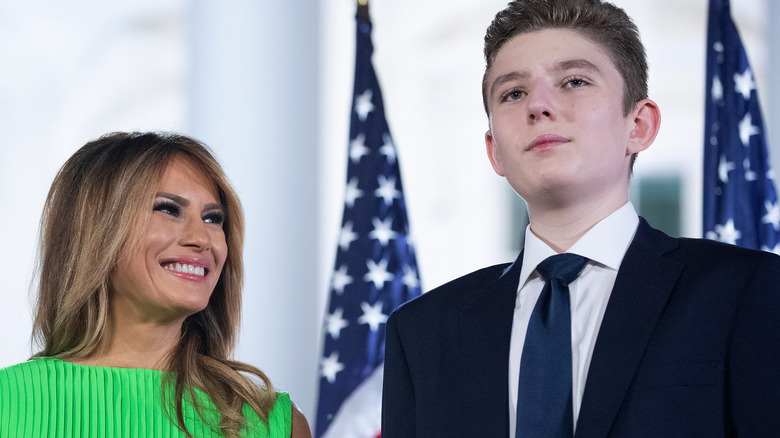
xmin=32 ymin=131 xmax=275 ymax=437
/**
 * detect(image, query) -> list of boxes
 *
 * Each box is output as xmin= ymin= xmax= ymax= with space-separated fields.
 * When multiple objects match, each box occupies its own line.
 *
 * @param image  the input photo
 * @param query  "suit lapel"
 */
xmin=575 ymin=219 xmax=683 ymax=437
xmin=457 ymin=252 xmax=523 ymax=435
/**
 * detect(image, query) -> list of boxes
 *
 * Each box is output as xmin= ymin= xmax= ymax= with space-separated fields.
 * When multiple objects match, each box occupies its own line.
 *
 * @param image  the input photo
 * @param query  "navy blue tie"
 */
xmin=516 ymin=253 xmax=588 ymax=438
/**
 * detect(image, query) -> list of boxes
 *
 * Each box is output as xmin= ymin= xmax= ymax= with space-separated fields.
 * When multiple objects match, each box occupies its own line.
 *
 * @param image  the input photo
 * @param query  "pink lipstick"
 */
xmin=160 ymin=256 xmax=211 ymax=282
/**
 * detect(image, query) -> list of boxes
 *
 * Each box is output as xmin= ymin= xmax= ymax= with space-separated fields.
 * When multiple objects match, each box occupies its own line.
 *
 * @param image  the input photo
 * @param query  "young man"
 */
xmin=382 ymin=1 xmax=780 ymax=437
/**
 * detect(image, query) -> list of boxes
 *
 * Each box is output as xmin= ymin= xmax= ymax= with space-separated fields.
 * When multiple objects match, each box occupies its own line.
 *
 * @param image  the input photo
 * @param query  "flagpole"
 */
xmin=357 ymin=0 xmax=369 ymax=21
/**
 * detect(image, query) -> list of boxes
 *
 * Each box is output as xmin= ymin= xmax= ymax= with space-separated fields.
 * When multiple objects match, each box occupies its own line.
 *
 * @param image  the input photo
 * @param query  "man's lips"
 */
xmin=527 ymin=134 xmax=571 ymax=150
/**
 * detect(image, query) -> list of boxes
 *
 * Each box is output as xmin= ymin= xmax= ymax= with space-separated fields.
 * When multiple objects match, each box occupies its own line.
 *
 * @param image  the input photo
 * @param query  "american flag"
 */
xmin=315 ymin=5 xmax=422 ymax=437
xmin=703 ymin=0 xmax=779 ymax=253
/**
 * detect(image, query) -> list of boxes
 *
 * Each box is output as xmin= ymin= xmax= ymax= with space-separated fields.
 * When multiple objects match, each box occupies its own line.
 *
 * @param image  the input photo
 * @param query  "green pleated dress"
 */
xmin=0 ymin=358 xmax=291 ymax=437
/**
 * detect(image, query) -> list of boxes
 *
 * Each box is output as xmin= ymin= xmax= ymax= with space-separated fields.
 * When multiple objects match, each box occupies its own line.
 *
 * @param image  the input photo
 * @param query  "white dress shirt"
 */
xmin=508 ymin=202 xmax=639 ymax=437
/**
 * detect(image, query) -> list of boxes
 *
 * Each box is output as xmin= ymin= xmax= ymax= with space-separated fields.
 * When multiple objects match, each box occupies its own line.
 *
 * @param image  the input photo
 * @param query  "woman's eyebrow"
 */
xmin=156 ymin=192 xmax=223 ymax=211
xmin=156 ymin=192 xmax=188 ymax=206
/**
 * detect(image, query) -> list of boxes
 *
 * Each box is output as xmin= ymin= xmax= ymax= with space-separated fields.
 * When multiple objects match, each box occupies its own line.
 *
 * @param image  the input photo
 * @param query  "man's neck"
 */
xmin=527 ymin=194 xmax=628 ymax=253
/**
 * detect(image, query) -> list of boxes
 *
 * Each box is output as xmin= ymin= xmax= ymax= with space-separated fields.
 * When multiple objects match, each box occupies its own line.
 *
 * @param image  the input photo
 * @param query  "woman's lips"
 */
xmin=159 ymin=257 xmax=211 ymax=282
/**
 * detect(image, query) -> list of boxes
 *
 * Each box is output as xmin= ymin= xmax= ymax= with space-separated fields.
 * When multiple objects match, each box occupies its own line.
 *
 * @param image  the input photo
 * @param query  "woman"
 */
xmin=0 ymin=132 xmax=311 ymax=437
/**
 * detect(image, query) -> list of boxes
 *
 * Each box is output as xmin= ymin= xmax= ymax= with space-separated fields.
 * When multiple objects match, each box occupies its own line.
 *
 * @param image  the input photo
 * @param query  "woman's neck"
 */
xmin=65 ymin=311 xmax=184 ymax=370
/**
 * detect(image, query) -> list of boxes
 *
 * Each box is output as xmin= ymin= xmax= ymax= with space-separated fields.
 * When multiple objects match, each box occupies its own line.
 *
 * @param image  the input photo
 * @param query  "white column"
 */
xmin=188 ymin=0 xmax=320 ymax=419
xmin=768 ymin=0 xmax=780 ymax=174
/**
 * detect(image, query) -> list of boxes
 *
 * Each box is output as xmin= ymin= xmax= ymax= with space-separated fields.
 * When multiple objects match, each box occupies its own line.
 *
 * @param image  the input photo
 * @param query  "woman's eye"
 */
xmin=153 ymin=201 xmax=180 ymax=217
xmin=203 ymin=212 xmax=225 ymax=225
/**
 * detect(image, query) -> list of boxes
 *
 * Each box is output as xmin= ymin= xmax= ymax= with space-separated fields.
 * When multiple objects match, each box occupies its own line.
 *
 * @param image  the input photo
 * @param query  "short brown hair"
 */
xmin=481 ymin=0 xmax=648 ymax=117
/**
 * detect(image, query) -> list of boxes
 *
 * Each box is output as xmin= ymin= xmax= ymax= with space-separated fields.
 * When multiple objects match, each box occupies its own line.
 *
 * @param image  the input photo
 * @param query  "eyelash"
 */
xmin=500 ymin=88 xmax=526 ymax=102
xmin=500 ymin=76 xmax=590 ymax=102
xmin=563 ymin=76 xmax=589 ymax=88
xmin=153 ymin=201 xmax=225 ymax=225
xmin=203 ymin=211 xmax=225 ymax=225
xmin=153 ymin=201 xmax=180 ymax=217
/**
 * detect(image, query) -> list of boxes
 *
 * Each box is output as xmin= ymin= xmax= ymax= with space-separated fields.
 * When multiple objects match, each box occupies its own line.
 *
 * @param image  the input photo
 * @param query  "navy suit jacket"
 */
xmin=382 ymin=219 xmax=780 ymax=437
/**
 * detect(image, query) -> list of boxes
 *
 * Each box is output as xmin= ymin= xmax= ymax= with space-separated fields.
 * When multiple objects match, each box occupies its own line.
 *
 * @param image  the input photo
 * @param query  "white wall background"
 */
xmin=0 ymin=0 xmax=774 ymax=424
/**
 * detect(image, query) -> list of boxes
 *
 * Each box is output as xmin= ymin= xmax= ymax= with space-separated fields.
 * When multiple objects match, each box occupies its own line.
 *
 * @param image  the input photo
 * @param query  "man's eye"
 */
xmin=502 ymin=89 xmax=525 ymax=101
xmin=566 ymin=78 xmax=588 ymax=88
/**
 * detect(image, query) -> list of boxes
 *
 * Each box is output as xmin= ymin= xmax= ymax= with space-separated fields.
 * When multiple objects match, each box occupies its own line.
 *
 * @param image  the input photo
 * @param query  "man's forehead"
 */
xmin=496 ymin=29 xmax=609 ymax=63
xmin=487 ymin=30 xmax=616 ymax=81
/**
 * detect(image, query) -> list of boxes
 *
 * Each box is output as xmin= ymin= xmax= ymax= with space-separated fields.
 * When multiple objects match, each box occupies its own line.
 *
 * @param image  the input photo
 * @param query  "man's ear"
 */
xmin=485 ymin=128 xmax=506 ymax=177
xmin=627 ymin=98 xmax=661 ymax=155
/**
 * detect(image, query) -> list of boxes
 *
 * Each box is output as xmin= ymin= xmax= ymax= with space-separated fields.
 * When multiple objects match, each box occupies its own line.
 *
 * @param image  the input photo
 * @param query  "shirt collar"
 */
xmin=517 ymin=202 xmax=639 ymax=288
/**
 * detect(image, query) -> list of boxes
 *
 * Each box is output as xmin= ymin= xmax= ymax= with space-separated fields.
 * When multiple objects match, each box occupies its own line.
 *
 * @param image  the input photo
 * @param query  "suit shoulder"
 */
xmin=391 ymin=262 xmax=513 ymax=318
xmin=637 ymin=218 xmax=779 ymax=267
xmin=675 ymin=237 xmax=780 ymax=265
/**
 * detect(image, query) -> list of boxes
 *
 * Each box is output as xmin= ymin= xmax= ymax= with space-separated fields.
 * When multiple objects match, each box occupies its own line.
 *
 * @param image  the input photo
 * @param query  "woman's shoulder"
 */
xmin=289 ymin=398 xmax=312 ymax=438
xmin=272 ymin=391 xmax=291 ymax=411
xmin=0 ymin=357 xmax=54 ymax=382
xmin=242 ymin=391 xmax=312 ymax=437
xmin=243 ymin=391 xmax=292 ymax=436
xmin=1 ymin=356 xmax=52 ymax=369
xmin=265 ymin=392 xmax=312 ymax=438
xmin=1 ymin=356 xmax=163 ymax=404
xmin=1 ymin=356 xmax=160 ymax=380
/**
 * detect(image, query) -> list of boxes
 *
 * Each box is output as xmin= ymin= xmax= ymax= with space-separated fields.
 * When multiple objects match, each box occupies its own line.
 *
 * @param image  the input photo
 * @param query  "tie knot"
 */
xmin=536 ymin=253 xmax=588 ymax=285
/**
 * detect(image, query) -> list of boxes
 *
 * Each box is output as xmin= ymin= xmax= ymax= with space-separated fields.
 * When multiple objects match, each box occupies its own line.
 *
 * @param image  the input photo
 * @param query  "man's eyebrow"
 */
xmin=554 ymin=58 xmax=602 ymax=74
xmin=488 ymin=59 xmax=603 ymax=101
xmin=489 ymin=71 xmax=529 ymax=99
